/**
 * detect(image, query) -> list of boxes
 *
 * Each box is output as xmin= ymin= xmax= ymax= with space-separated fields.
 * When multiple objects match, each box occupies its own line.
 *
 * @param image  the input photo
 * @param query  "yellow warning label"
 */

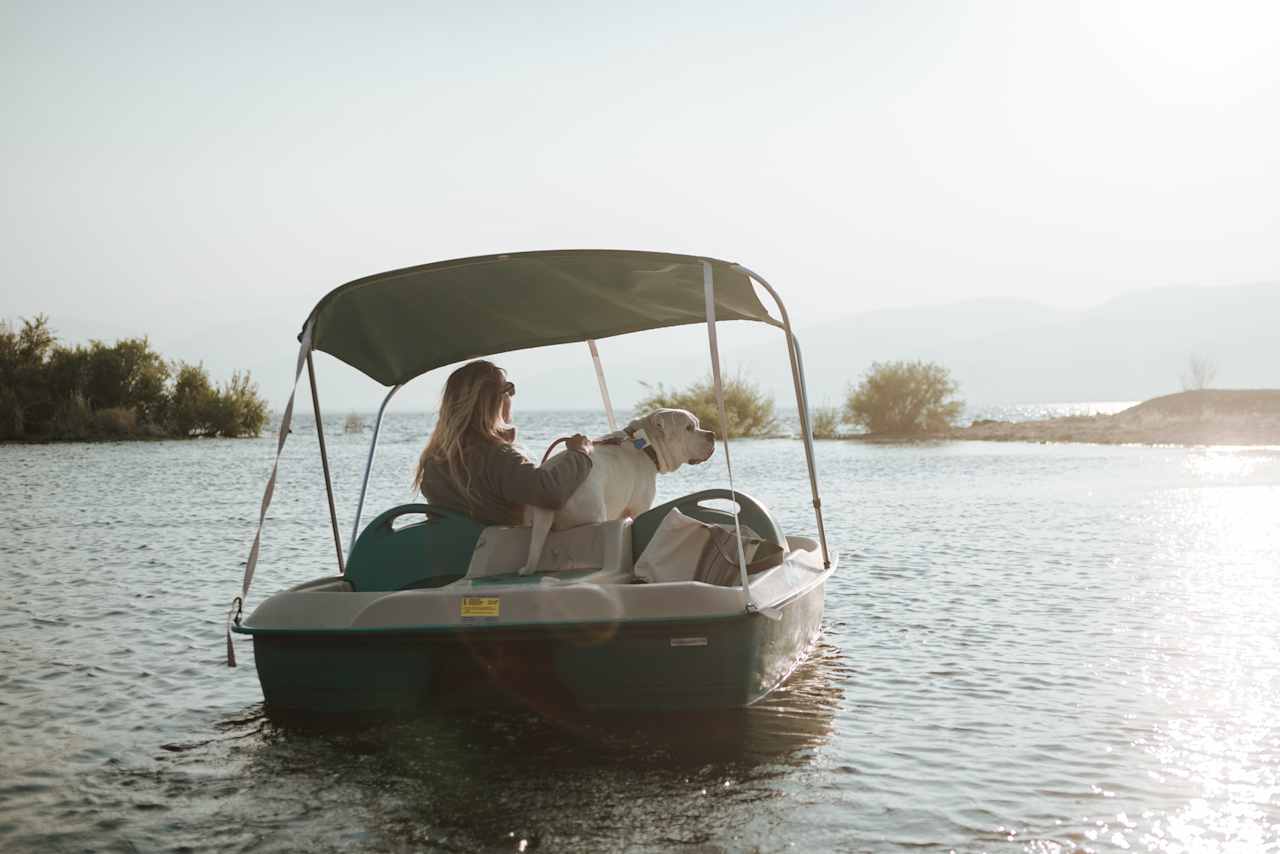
xmin=460 ymin=597 xmax=500 ymax=618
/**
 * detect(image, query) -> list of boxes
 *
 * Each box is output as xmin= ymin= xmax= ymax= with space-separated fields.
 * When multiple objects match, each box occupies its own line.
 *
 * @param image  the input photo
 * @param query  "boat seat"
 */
xmin=631 ymin=489 xmax=786 ymax=563
xmin=345 ymin=503 xmax=485 ymax=592
xmin=464 ymin=518 xmax=633 ymax=580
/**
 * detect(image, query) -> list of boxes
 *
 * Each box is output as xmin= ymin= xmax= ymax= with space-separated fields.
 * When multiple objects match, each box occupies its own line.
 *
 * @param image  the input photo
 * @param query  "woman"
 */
xmin=412 ymin=360 xmax=593 ymax=526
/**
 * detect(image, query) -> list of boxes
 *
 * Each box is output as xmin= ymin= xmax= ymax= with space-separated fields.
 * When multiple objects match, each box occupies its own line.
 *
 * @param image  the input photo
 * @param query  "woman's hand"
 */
xmin=566 ymin=434 xmax=593 ymax=456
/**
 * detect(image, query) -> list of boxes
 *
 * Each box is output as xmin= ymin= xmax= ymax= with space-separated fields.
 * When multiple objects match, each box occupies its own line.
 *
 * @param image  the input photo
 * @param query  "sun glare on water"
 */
xmin=1107 ymin=453 xmax=1280 ymax=852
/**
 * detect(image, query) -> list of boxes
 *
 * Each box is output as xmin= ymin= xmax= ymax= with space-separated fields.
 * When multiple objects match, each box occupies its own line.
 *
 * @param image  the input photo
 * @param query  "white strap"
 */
xmin=227 ymin=318 xmax=314 ymax=665
xmin=702 ymin=261 xmax=754 ymax=610
xmin=586 ymin=339 xmax=618 ymax=433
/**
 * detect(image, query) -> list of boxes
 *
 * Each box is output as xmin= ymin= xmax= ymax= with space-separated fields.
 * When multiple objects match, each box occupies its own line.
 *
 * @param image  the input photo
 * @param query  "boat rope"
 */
xmin=587 ymin=339 xmax=618 ymax=433
xmin=226 ymin=318 xmax=314 ymax=667
xmin=701 ymin=260 xmax=755 ymax=612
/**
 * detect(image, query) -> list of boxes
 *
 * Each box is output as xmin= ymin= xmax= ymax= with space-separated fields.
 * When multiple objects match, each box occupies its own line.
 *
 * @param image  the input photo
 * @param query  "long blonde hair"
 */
xmin=412 ymin=360 xmax=512 ymax=507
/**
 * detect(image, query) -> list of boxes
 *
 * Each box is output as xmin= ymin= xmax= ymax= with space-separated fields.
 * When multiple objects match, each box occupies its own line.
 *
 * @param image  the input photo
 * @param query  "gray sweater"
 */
xmin=421 ymin=440 xmax=592 ymax=526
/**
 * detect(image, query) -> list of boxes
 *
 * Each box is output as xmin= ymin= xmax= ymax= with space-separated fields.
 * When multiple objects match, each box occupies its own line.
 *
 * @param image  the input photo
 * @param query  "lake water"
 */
xmin=2 ymin=409 xmax=1278 ymax=852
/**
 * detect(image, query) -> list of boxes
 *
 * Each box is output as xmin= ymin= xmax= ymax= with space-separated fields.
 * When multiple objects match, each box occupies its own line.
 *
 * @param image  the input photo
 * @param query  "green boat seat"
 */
xmin=631 ymin=489 xmax=786 ymax=563
xmin=345 ymin=503 xmax=485 ymax=592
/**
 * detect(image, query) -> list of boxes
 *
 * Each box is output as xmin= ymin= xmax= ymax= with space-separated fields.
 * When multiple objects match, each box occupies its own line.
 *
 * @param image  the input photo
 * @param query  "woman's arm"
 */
xmin=487 ymin=443 xmax=593 ymax=511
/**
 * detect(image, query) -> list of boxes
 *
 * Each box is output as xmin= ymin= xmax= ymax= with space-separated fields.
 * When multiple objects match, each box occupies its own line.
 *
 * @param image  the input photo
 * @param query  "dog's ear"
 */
xmin=646 ymin=409 xmax=668 ymax=436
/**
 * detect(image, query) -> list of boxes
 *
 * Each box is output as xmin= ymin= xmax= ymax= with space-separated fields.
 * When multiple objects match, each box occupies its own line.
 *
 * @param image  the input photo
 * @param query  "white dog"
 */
xmin=520 ymin=408 xmax=717 ymax=574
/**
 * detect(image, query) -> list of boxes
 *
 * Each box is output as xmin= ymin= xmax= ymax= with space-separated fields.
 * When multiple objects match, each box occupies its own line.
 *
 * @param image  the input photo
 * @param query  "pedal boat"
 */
xmin=228 ymin=250 xmax=836 ymax=715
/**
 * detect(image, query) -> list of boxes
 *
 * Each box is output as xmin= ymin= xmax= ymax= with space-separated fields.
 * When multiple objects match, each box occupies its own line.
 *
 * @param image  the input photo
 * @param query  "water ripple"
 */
xmin=2 ymin=415 xmax=1279 ymax=851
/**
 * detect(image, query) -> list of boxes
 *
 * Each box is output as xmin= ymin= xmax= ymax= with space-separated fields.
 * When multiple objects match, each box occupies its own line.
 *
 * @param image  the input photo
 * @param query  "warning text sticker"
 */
xmin=460 ymin=597 xmax=500 ymax=618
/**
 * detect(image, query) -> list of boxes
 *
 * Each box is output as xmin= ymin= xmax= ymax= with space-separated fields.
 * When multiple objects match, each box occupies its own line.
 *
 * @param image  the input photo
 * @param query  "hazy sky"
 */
xmin=4 ymin=1 xmax=1278 ymax=409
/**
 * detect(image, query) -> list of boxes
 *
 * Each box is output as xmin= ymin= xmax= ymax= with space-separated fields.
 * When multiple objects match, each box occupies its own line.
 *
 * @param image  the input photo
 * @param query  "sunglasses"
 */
xmin=501 ymin=380 xmax=516 ymax=397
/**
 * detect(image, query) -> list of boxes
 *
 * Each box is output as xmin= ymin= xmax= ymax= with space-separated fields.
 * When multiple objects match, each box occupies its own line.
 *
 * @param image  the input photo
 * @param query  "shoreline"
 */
xmin=0 ymin=433 xmax=252 ymax=445
xmin=8 ymin=390 xmax=1280 ymax=448
xmin=831 ymin=390 xmax=1280 ymax=447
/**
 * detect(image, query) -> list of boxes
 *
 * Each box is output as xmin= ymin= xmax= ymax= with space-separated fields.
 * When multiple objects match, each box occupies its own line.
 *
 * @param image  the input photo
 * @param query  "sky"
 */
xmin=3 ymin=0 xmax=1278 ymax=410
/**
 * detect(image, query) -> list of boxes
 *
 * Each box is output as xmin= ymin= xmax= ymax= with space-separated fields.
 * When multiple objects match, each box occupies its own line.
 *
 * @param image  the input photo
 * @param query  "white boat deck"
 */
xmin=241 ymin=532 xmax=830 ymax=634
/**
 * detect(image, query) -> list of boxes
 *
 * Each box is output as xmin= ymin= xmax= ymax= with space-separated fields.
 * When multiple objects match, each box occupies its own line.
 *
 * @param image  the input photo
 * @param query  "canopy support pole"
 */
xmin=349 ymin=383 xmax=402 ymax=559
xmin=307 ymin=353 xmax=345 ymax=574
xmin=586 ymin=339 xmax=618 ymax=432
xmin=702 ymin=261 xmax=756 ymax=612
xmin=732 ymin=264 xmax=831 ymax=569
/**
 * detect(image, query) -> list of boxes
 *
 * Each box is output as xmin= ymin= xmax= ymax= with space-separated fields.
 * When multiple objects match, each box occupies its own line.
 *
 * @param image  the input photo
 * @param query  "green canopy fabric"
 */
xmin=303 ymin=250 xmax=780 ymax=386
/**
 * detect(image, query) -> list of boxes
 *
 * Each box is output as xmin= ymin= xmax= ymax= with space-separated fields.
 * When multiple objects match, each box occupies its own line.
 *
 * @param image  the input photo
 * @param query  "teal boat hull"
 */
xmin=249 ymin=579 xmax=825 ymax=716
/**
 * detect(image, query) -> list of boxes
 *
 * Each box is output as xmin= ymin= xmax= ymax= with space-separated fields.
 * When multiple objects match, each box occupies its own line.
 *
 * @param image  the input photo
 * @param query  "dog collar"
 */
xmin=624 ymin=426 xmax=661 ymax=470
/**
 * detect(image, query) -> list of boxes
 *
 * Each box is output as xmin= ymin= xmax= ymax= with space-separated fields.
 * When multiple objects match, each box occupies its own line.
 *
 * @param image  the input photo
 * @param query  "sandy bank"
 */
xmin=946 ymin=390 xmax=1280 ymax=446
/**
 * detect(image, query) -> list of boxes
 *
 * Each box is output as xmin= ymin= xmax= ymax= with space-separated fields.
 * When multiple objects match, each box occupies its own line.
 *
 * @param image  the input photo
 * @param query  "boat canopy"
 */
xmin=303 ymin=250 xmax=779 ymax=386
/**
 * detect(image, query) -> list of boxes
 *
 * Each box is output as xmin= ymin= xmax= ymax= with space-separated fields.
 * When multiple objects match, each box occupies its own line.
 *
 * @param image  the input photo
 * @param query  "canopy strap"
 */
xmin=226 ymin=318 xmax=314 ymax=667
xmin=586 ymin=339 xmax=618 ymax=433
xmin=702 ymin=260 xmax=755 ymax=612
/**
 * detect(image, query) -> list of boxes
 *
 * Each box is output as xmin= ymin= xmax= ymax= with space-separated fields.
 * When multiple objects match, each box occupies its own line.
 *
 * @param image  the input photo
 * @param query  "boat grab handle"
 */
xmin=359 ymin=503 xmax=472 ymax=533
xmin=632 ymin=488 xmax=786 ymax=563
xmin=673 ymin=489 xmax=785 ymax=546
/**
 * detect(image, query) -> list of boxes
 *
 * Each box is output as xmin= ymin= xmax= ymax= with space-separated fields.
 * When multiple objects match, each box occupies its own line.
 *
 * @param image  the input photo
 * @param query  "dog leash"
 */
xmin=540 ymin=435 xmax=616 ymax=463
xmin=539 ymin=430 xmax=656 ymax=467
xmin=539 ymin=436 xmax=573 ymax=464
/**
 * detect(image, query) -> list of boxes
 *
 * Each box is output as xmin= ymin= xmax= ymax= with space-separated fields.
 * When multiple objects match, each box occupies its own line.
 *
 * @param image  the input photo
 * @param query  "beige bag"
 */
xmin=634 ymin=509 xmax=784 ymax=586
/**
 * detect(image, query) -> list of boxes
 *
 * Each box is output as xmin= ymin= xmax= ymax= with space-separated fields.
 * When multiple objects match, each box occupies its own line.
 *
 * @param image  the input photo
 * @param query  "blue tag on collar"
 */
xmin=631 ymin=429 xmax=649 ymax=449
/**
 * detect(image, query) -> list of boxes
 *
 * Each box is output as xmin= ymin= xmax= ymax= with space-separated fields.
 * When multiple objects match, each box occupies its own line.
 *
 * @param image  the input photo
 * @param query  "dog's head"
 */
xmin=627 ymin=408 xmax=716 ymax=473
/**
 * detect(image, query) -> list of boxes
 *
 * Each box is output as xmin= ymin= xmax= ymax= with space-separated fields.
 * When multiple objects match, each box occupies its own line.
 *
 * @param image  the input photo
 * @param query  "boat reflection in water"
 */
xmin=258 ymin=639 xmax=843 ymax=760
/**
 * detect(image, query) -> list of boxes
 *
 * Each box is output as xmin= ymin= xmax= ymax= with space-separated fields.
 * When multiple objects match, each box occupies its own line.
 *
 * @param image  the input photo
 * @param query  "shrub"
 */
xmin=344 ymin=412 xmax=366 ymax=433
xmin=0 ymin=314 xmax=270 ymax=442
xmin=810 ymin=406 xmax=844 ymax=439
xmin=211 ymin=370 xmax=269 ymax=438
xmin=845 ymin=360 xmax=964 ymax=435
xmin=50 ymin=391 xmax=94 ymax=440
xmin=169 ymin=362 xmax=217 ymax=436
xmin=0 ymin=315 xmax=56 ymax=439
xmin=634 ymin=373 xmax=778 ymax=438
xmin=45 ymin=345 xmax=91 ymax=411
xmin=84 ymin=337 xmax=170 ymax=422
xmin=94 ymin=406 xmax=139 ymax=437
xmin=166 ymin=365 xmax=268 ymax=438
xmin=0 ymin=384 xmax=25 ymax=439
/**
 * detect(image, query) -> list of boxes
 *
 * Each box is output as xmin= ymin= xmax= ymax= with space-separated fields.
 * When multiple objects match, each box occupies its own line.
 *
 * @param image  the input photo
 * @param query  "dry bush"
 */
xmin=94 ymin=406 xmax=139 ymax=437
xmin=810 ymin=406 xmax=844 ymax=439
xmin=845 ymin=360 xmax=964 ymax=435
xmin=635 ymin=373 xmax=778 ymax=438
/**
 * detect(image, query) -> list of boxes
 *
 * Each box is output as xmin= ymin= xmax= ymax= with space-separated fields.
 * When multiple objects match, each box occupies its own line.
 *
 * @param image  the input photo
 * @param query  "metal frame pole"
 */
xmin=349 ymin=383 xmax=403 ymax=558
xmin=732 ymin=264 xmax=831 ymax=569
xmin=586 ymin=339 xmax=618 ymax=432
xmin=306 ymin=353 xmax=345 ymax=574
xmin=701 ymin=261 xmax=756 ymax=611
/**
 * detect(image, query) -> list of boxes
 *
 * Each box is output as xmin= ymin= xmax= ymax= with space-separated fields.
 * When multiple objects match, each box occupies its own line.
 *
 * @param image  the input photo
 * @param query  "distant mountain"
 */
xmin=793 ymin=282 xmax=1280 ymax=405
xmin=814 ymin=297 xmax=1066 ymax=346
